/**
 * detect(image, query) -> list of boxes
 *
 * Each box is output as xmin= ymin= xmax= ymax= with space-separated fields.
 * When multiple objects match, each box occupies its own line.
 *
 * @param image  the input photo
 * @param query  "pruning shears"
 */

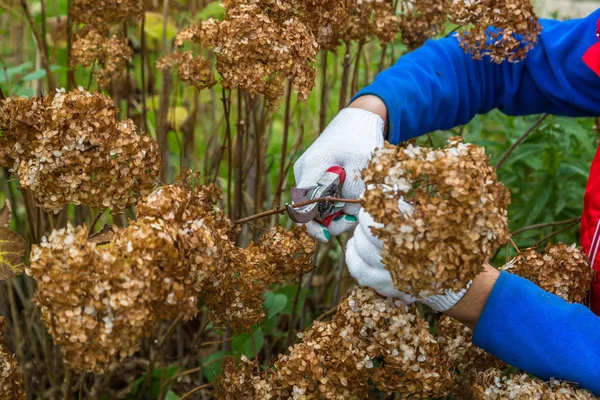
xmin=286 ymin=166 xmax=346 ymax=227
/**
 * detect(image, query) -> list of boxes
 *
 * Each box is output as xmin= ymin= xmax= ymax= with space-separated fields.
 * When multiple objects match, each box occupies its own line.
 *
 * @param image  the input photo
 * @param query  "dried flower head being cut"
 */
xmin=450 ymin=0 xmax=541 ymax=63
xmin=0 ymin=88 xmax=160 ymax=214
xmin=504 ymin=243 xmax=592 ymax=304
xmin=362 ymin=138 xmax=511 ymax=296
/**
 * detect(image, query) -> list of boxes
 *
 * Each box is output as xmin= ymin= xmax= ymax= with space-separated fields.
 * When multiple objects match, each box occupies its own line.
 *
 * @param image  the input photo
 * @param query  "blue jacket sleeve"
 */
xmin=354 ymin=9 xmax=600 ymax=144
xmin=473 ymin=272 xmax=600 ymax=395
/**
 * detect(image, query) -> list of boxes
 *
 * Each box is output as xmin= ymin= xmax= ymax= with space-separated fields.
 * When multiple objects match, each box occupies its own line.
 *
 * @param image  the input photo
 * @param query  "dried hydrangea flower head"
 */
xmin=505 ymin=243 xmax=592 ymax=304
xmin=215 ymin=356 xmax=275 ymax=400
xmin=362 ymin=138 xmax=511 ymax=295
xmin=340 ymin=0 xmax=399 ymax=45
xmin=27 ymin=181 xmax=219 ymax=373
xmin=70 ymin=0 xmax=144 ymax=26
xmin=437 ymin=316 xmax=506 ymax=398
xmin=199 ymin=224 xmax=317 ymax=332
xmin=0 ymin=88 xmax=160 ymax=214
xmin=156 ymin=51 xmax=216 ymax=92
xmin=175 ymin=4 xmax=318 ymax=106
xmin=450 ymin=0 xmax=541 ymax=63
xmin=71 ymin=28 xmax=133 ymax=88
xmin=471 ymin=369 xmax=596 ymax=399
xmin=0 ymin=317 xmax=26 ymax=399
xmin=216 ymin=288 xmax=453 ymax=399
xmin=399 ymin=0 xmax=452 ymax=50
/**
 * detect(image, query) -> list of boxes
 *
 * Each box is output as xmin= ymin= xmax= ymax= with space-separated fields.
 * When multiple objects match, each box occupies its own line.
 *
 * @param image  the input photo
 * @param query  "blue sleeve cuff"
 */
xmin=473 ymin=271 xmax=600 ymax=395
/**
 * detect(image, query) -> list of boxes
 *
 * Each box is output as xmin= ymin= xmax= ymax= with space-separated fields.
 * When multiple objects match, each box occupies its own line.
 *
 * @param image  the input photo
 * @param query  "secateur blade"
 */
xmin=286 ymin=167 xmax=347 ymax=226
xmin=286 ymin=187 xmax=319 ymax=223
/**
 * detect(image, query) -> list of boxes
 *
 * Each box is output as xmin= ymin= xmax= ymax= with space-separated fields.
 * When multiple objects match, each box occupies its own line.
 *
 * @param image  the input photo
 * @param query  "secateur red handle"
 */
xmin=315 ymin=166 xmax=346 ymax=227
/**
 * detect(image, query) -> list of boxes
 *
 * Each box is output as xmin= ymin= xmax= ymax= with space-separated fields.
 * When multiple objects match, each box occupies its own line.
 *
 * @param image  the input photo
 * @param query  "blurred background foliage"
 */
xmin=0 ymin=0 xmax=596 ymax=398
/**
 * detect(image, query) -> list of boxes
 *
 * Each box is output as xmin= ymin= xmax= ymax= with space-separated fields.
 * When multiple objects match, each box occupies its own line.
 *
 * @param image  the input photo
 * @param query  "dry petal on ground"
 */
xmin=362 ymin=138 xmax=511 ymax=296
xmin=505 ymin=243 xmax=592 ymax=304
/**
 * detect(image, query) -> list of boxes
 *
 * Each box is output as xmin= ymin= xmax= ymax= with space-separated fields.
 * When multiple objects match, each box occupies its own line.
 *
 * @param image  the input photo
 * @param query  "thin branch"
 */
xmin=535 ymin=219 xmax=581 ymax=247
xmin=496 ymin=114 xmax=548 ymax=169
xmin=180 ymin=383 xmax=213 ymax=400
xmin=62 ymin=368 xmax=73 ymax=400
xmin=511 ymin=217 xmax=581 ymax=236
xmin=88 ymin=210 xmax=104 ymax=236
xmin=232 ymin=197 xmax=362 ymax=225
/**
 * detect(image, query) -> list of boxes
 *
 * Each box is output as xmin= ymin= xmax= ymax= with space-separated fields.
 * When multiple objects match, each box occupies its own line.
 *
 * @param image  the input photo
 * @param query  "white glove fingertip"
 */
xmin=305 ymin=220 xmax=331 ymax=243
xmin=327 ymin=214 xmax=358 ymax=236
xmin=346 ymin=238 xmax=415 ymax=303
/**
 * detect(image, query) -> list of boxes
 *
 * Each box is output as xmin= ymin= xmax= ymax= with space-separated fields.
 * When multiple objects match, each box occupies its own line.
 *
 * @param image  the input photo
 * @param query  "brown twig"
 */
xmin=535 ymin=219 xmax=581 ymax=247
xmin=511 ymin=217 xmax=581 ymax=236
xmin=62 ymin=368 xmax=72 ymax=400
xmin=233 ymin=197 xmax=362 ymax=225
xmin=496 ymin=114 xmax=548 ymax=169
xmin=180 ymin=383 xmax=213 ymax=400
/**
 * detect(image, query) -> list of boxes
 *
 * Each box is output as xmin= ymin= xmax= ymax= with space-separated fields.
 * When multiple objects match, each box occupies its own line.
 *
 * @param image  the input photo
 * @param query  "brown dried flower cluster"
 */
xmin=0 ymin=317 xmax=26 ymax=400
xmin=399 ymin=0 xmax=452 ymax=50
xmin=437 ymin=316 xmax=507 ymax=398
xmin=200 ymin=223 xmax=317 ymax=332
xmin=471 ymin=369 xmax=596 ymax=399
xmin=505 ymin=243 xmax=593 ymax=304
xmin=306 ymin=0 xmax=399 ymax=49
xmin=176 ymin=4 xmax=318 ymax=105
xmin=28 ymin=174 xmax=316 ymax=371
xmin=27 ymin=186 xmax=216 ymax=372
xmin=71 ymin=28 xmax=133 ymax=88
xmin=0 ymin=88 xmax=160 ymax=214
xmin=362 ymin=138 xmax=511 ymax=295
xmin=70 ymin=0 xmax=144 ymax=26
xmin=450 ymin=0 xmax=541 ymax=63
xmin=156 ymin=51 xmax=217 ymax=91
xmin=216 ymin=288 xmax=453 ymax=399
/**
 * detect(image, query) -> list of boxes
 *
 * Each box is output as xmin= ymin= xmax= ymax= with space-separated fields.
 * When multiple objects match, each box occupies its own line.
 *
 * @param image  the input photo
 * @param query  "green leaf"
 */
xmin=203 ymin=350 xmax=230 ymax=383
xmin=523 ymin=177 xmax=553 ymax=226
xmin=275 ymin=285 xmax=309 ymax=315
xmin=0 ymin=62 xmax=33 ymax=83
xmin=165 ymin=390 xmax=180 ymax=400
xmin=20 ymin=65 xmax=65 ymax=82
xmin=198 ymin=1 xmax=225 ymax=20
xmin=126 ymin=366 xmax=179 ymax=398
xmin=263 ymin=291 xmax=288 ymax=319
xmin=231 ymin=327 xmax=264 ymax=360
xmin=144 ymin=12 xmax=178 ymax=42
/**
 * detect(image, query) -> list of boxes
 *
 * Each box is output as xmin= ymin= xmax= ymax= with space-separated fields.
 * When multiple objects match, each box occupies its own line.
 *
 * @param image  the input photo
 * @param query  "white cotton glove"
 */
xmin=293 ymin=108 xmax=385 ymax=243
xmin=346 ymin=206 xmax=469 ymax=312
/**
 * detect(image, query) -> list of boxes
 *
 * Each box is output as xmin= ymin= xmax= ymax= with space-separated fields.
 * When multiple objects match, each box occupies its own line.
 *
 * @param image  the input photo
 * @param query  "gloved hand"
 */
xmin=346 ymin=206 xmax=469 ymax=312
xmin=293 ymin=108 xmax=385 ymax=243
